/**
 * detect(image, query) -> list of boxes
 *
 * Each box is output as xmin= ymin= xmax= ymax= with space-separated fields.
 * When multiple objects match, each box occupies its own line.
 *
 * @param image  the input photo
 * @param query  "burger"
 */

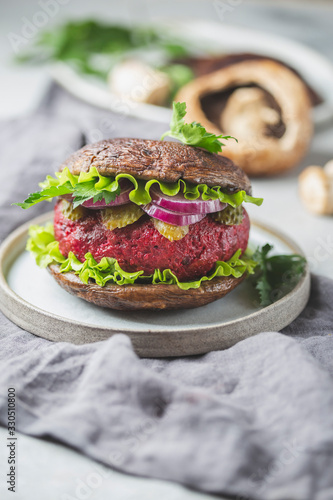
xmin=17 ymin=106 xmax=263 ymax=310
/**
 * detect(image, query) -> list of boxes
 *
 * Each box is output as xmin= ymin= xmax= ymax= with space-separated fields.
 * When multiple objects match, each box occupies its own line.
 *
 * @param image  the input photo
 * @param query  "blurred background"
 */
xmin=2 ymin=0 xmax=333 ymax=118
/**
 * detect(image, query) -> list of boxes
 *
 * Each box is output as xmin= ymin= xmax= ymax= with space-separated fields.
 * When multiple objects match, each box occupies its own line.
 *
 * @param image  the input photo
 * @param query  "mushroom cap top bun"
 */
xmin=60 ymin=138 xmax=252 ymax=195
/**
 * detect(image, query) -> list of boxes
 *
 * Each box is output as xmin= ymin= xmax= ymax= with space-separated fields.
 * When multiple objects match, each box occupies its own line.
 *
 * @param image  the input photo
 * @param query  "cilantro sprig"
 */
xmin=161 ymin=101 xmax=237 ymax=153
xmin=14 ymin=180 xmax=120 ymax=210
xmin=250 ymin=244 xmax=307 ymax=307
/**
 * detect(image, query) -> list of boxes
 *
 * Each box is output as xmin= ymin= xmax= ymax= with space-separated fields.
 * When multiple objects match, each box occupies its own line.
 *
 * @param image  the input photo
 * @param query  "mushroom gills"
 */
xmin=200 ymin=85 xmax=286 ymax=139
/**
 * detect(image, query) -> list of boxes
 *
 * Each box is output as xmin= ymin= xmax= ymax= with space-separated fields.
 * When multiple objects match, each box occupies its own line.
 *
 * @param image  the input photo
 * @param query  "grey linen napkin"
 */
xmin=0 ymin=86 xmax=333 ymax=500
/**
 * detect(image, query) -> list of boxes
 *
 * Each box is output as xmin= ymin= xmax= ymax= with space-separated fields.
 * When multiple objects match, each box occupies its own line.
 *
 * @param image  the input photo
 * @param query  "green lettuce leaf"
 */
xmin=15 ymin=166 xmax=263 ymax=209
xmin=27 ymin=224 xmax=257 ymax=290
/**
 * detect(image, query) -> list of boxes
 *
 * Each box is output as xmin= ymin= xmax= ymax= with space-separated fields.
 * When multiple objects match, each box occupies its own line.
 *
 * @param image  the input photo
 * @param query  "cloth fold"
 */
xmin=0 ymin=86 xmax=333 ymax=500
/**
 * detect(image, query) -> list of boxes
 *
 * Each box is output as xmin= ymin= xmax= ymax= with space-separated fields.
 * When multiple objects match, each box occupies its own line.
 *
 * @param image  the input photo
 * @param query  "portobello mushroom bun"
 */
xmin=18 ymin=138 xmax=263 ymax=310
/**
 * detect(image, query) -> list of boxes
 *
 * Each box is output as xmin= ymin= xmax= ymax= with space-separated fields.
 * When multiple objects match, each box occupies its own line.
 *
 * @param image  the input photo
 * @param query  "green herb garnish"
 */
xmin=161 ymin=101 xmax=237 ymax=153
xmin=15 ymin=20 xmax=191 ymax=80
xmin=251 ymin=244 xmax=307 ymax=306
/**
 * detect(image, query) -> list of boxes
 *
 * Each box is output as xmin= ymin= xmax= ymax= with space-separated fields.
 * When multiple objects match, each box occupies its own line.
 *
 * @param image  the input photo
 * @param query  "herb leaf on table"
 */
xmin=251 ymin=244 xmax=307 ymax=307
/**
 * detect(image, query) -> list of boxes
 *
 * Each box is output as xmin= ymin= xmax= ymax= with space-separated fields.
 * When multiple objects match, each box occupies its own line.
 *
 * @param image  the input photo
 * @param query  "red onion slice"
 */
xmin=143 ymin=203 xmax=206 ymax=226
xmin=150 ymin=186 xmax=227 ymax=214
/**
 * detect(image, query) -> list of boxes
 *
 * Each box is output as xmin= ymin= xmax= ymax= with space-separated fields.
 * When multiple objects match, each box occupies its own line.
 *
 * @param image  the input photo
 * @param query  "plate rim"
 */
xmin=0 ymin=211 xmax=310 ymax=338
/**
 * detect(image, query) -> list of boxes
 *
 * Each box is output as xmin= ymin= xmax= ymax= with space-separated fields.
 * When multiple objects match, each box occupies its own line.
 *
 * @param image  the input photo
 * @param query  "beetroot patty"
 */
xmin=54 ymin=201 xmax=250 ymax=281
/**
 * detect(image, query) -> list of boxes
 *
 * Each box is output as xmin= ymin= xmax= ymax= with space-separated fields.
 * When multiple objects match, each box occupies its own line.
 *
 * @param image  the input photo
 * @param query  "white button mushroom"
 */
xmin=324 ymin=159 xmax=333 ymax=179
xmin=299 ymin=162 xmax=333 ymax=215
xmin=108 ymin=59 xmax=171 ymax=106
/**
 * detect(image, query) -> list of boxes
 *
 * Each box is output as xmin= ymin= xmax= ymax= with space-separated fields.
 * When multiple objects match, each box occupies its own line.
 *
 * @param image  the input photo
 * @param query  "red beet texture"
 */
xmin=54 ymin=201 xmax=250 ymax=281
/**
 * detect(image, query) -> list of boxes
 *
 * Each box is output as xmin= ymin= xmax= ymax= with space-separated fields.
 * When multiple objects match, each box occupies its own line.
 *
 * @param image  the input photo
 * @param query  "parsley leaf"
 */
xmin=71 ymin=181 xmax=120 ymax=209
xmin=13 ymin=179 xmax=120 ymax=210
xmin=161 ymin=101 xmax=237 ymax=154
xmin=251 ymin=244 xmax=307 ymax=307
xmin=13 ymin=183 xmax=73 ymax=209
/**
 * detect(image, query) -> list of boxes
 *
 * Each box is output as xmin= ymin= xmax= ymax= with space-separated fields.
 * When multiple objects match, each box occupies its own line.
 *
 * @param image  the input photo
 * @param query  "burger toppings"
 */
xmin=60 ymin=199 xmax=86 ymax=221
xmin=150 ymin=185 xmax=227 ymax=214
xmin=152 ymin=219 xmax=189 ymax=242
xmin=142 ymin=203 xmax=206 ymax=226
xmin=14 ymin=165 xmax=263 ymax=211
xmin=212 ymin=205 xmax=244 ymax=225
xmin=81 ymin=179 xmax=133 ymax=209
xmin=101 ymin=204 xmax=144 ymax=231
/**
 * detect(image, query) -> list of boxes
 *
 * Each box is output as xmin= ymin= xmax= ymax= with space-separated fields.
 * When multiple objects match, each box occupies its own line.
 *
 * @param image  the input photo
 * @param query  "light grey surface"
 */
xmin=0 ymin=428 xmax=219 ymax=500
xmin=0 ymin=2 xmax=333 ymax=500
xmin=0 ymin=213 xmax=310 ymax=356
xmin=0 ymin=298 xmax=333 ymax=500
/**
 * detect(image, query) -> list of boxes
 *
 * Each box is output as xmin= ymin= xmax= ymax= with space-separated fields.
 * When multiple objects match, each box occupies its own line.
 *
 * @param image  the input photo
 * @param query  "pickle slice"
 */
xmin=212 ymin=205 xmax=244 ymax=225
xmin=101 ymin=204 xmax=144 ymax=231
xmin=60 ymin=200 xmax=86 ymax=221
xmin=153 ymin=219 xmax=189 ymax=241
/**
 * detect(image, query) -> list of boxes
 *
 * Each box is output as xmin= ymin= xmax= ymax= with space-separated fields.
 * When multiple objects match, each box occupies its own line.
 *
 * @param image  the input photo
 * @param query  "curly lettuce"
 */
xmin=27 ymin=223 xmax=257 ymax=290
xmin=14 ymin=166 xmax=263 ymax=210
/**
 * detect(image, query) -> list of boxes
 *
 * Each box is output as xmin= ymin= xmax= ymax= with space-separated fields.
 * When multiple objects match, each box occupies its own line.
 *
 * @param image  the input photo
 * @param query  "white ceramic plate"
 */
xmin=0 ymin=212 xmax=310 ymax=357
xmin=50 ymin=20 xmax=333 ymax=126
